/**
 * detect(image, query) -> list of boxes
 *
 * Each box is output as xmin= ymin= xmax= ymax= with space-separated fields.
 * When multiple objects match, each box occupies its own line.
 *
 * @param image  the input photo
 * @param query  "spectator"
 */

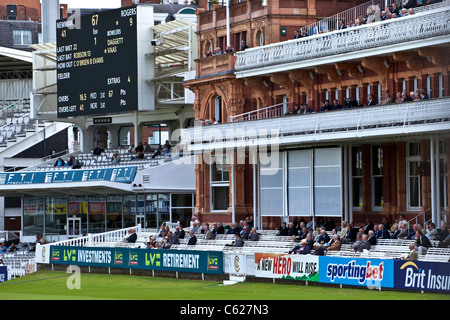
xmin=293 ymin=30 xmax=301 ymax=39
xmin=124 ymin=228 xmax=137 ymax=243
xmin=375 ymin=223 xmax=390 ymax=239
xmin=225 ymin=45 xmax=234 ymax=53
xmin=143 ymin=142 xmax=152 ymax=153
xmin=368 ymin=230 xmax=377 ymax=245
xmin=128 ymin=144 xmax=135 ymax=154
xmin=241 ymin=225 xmax=250 ymax=240
xmin=338 ymin=221 xmax=349 ymax=241
xmin=93 ymin=144 xmax=105 ymax=156
xmin=203 ymin=223 xmax=215 ymax=240
xmin=319 ymin=100 xmax=332 ymax=112
xmin=112 ymin=153 xmax=121 ymax=164
xmin=290 ymin=104 xmax=301 ymax=114
xmin=390 ymin=224 xmax=400 ymax=239
xmin=380 ymin=92 xmax=393 ymax=104
xmin=313 ymin=242 xmax=326 ymax=255
xmin=327 ymin=235 xmax=341 ymax=251
xmin=213 ymin=47 xmax=223 ymax=55
xmin=287 ymin=222 xmax=298 ymax=237
xmin=351 ymin=234 xmax=364 ymax=251
xmin=151 ymin=145 xmax=163 ymax=159
xmin=437 ymin=221 xmax=449 ymax=241
xmin=72 ymin=157 xmax=83 ymax=169
xmin=338 ymin=19 xmax=347 ymax=30
xmin=187 ymin=230 xmax=197 ymax=245
xmin=0 ymin=258 xmax=4 ymax=266
xmin=415 ymin=230 xmax=432 ymax=255
xmin=395 ymin=92 xmax=403 ymax=103
xmin=402 ymin=243 xmax=418 ymax=261
xmin=358 ymin=234 xmax=372 ymax=252
xmin=164 ymin=231 xmax=180 ymax=249
xmin=316 ymin=228 xmax=330 ymax=246
xmin=0 ymin=242 xmax=7 ymax=253
xmin=67 ymin=155 xmax=75 ymax=166
xmin=227 ymin=222 xmax=240 ymax=235
xmin=8 ymin=242 xmax=17 ymax=252
xmin=277 ymin=222 xmax=289 ymax=236
xmin=54 ymin=157 xmax=65 ymax=167
xmin=131 ymin=151 xmax=144 ymax=160
xmin=226 ymin=233 xmax=244 ymax=247
xmin=438 ymin=235 xmax=450 ymax=248
xmin=135 ymin=142 xmax=144 ymax=153
xmin=425 ymin=222 xmax=439 ymax=240
xmin=296 ymin=239 xmax=311 ymax=254
xmin=248 ymin=227 xmax=259 ymax=241
xmin=362 ymin=218 xmax=374 ymax=234
xmin=299 ymin=103 xmax=313 ymax=114
xmin=239 ymin=40 xmax=249 ymax=51
xmin=332 ymin=99 xmax=343 ymax=110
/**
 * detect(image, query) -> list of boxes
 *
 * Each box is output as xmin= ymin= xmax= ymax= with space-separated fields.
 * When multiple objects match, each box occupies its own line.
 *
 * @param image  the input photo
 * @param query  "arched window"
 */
xmin=214 ymin=95 xmax=222 ymax=123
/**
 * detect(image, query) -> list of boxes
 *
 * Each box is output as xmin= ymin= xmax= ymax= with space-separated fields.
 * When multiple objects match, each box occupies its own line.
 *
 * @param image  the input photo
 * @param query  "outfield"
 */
xmin=0 ymin=271 xmax=448 ymax=300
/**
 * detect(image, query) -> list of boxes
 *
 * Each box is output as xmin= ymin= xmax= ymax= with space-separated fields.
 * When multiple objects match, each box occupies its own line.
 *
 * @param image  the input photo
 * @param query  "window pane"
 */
xmin=373 ymin=177 xmax=383 ymax=207
xmin=172 ymin=194 xmax=192 ymax=207
xmin=261 ymin=188 xmax=283 ymax=216
xmin=409 ymin=177 xmax=420 ymax=208
xmin=212 ymin=186 xmax=229 ymax=211
xmin=23 ymin=197 xmax=45 ymax=236
xmin=352 ymin=177 xmax=363 ymax=207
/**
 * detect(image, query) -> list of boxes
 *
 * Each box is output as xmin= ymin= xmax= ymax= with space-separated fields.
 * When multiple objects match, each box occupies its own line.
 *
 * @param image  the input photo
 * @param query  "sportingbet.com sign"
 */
xmin=319 ymin=257 xmax=394 ymax=288
xmin=50 ymin=246 xmax=223 ymax=274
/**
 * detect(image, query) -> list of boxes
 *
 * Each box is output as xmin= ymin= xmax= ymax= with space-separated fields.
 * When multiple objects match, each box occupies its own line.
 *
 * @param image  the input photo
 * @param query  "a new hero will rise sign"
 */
xmin=56 ymin=7 xmax=138 ymax=118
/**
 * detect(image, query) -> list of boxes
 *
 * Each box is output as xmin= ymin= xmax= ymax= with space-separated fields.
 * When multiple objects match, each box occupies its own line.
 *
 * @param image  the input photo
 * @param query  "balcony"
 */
xmin=234 ymin=5 xmax=450 ymax=78
xmin=182 ymin=98 xmax=450 ymax=151
xmin=194 ymin=51 xmax=236 ymax=80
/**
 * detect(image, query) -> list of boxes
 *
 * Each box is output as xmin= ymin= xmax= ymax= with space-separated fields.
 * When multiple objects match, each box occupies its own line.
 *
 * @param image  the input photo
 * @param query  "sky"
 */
xmin=59 ymin=0 xmax=122 ymax=9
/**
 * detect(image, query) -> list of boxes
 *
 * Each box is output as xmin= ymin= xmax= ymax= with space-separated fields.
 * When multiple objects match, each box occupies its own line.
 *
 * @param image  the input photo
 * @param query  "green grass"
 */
xmin=0 ymin=271 xmax=448 ymax=300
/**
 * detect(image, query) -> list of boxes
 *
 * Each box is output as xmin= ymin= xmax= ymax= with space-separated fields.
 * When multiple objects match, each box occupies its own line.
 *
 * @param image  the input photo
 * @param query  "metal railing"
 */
xmin=235 ymin=6 xmax=450 ymax=72
xmin=47 ymin=224 xmax=142 ymax=247
xmin=230 ymin=102 xmax=286 ymax=122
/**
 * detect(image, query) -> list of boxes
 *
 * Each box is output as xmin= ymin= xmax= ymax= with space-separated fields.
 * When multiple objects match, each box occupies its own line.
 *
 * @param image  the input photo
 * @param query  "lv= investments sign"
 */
xmin=254 ymin=253 xmax=319 ymax=281
xmin=50 ymin=246 xmax=223 ymax=274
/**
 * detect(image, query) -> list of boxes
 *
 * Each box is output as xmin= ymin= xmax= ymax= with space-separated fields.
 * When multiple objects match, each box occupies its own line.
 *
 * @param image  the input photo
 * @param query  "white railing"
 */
xmin=230 ymin=103 xmax=285 ymax=122
xmin=235 ymin=6 xmax=450 ymax=72
xmin=48 ymin=224 xmax=142 ymax=247
xmin=184 ymin=98 xmax=450 ymax=149
xmin=303 ymin=0 xmax=392 ymax=34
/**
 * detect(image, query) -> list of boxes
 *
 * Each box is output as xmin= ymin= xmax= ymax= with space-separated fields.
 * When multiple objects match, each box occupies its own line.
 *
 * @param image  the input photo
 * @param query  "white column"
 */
xmin=430 ymin=136 xmax=436 ymax=224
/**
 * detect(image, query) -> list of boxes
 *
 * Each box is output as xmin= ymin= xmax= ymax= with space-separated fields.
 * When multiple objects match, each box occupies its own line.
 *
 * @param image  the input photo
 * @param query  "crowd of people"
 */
xmin=285 ymin=86 xmax=430 ymax=117
xmin=278 ymin=216 xmax=449 ymax=259
xmin=293 ymin=0 xmax=442 ymax=37
xmin=204 ymin=40 xmax=249 ymax=58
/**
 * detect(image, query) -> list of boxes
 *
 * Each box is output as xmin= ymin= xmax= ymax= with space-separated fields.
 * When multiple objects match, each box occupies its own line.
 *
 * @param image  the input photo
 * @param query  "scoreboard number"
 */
xmin=92 ymin=14 xmax=99 ymax=26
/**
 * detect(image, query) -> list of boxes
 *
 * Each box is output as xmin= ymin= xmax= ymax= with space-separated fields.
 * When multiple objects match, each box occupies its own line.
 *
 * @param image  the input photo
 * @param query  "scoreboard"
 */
xmin=56 ymin=7 xmax=139 ymax=118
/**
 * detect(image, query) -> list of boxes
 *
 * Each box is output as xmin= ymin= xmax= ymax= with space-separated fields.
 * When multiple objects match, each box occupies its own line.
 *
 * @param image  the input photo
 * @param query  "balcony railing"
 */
xmin=183 ymin=98 xmax=450 ymax=150
xmin=235 ymin=6 xmax=450 ymax=73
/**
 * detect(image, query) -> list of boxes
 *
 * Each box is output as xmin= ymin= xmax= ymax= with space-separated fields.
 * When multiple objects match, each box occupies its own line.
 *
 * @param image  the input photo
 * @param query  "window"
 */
xmin=351 ymin=146 xmax=363 ymax=209
xmin=13 ymin=30 xmax=32 ymax=45
xmin=406 ymin=142 xmax=421 ymax=210
xmin=210 ymin=154 xmax=229 ymax=211
xmin=371 ymin=145 xmax=383 ymax=210
xmin=214 ymin=96 xmax=222 ymax=123
xmin=288 ymin=150 xmax=311 ymax=216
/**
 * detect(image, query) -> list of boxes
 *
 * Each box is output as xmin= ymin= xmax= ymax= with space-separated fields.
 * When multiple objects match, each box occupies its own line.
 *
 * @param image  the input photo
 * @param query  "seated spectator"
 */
xmin=239 ymin=40 xmax=248 ymax=51
xmin=338 ymin=221 xmax=350 ymax=242
xmin=131 ymin=151 xmax=144 ymax=160
xmin=128 ymin=144 xmax=135 ymax=154
xmin=415 ymin=230 xmax=432 ymax=255
xmin=0 ymin=242 xmax=7 ymax=253
xmin=368 ymin=230 xmax=377 ymax=245
xmin=395 ymin=92 xmax=403 ymax=103
xmin=397 ymin=222 xmax=410 ymax=239
xmin=225 ymin=45 xmax=234 ymax=53
xmin=419 ymin=89 xmax=429 ymax=100
xmin=391 ymin=2 xmax=400 ymax=15
xmin=227 ymin=222 xmax=240 ymax=235
xmin=402 ymin=243 xmax=418 ymax=261
xmin=319 ymin=100 xmax=332 ymax=112
xmin=437 ymin=235 xmax=450 ymax=248
xmin=316 ymin=228 xmax=330 ymax=246
xmin=248 ymin=228 xmax=260 ymax=241
xmin=8 ymin=242 xmax=17 ymax=252
xmin=135 ymin=142 xmax=144 ymax=153
xmin=93 ymin=145 xmax=105 ymax=156
xmin=187 ymin=230 xmax=197 ymax=245
xmin=203 ymin=223 xmax=215 ymax=240
xmin=375 ymin=224 xmax=390 ymax=239
xmin=287 ymin=222 xmax=298 ymax=237
xmin=351 ymin=234 xmax=364 ymax=251
xmin=54 ymin=157 xmax=65 ymax=167
xmin=437 ymin=221 xmax=449 ymax=241
xmin=0 ymin=258 xmax=4 ymax=266
xmin=332 ymin=99 xmax=343 ymax=110
xmin=402 ymin=90 xmax=413 ymax=102
xmin=124 ymin=228 xmax=137 ymax=243
xmin=143 ymin=142 xmax=152 ymax=153
xmin=380 ymin=93 xmax=393 ymax=104
xmin=425 ymin=222 xmax=439 ymax=240
xmin=296 ymin=239 xmax=311 ymax=254
xmin=277 ymin=222 xmax=289 ymax=236
xmin=112 ymin=153 xmax=121 ymax=164
xmin=390 ymin=224 xmax=401 ymax=239
xmin=313 ymin=242 xmax=326 ymax=255
xmin=290 ymin=104 xmax=301 ymax=115
xmin=66 ymin=155 xmax=75 ymax=167
xmin=213 ymin=222 xmax=225 ymax=235
xmin=213 ymin=47 xmax=223 ymax=55
xmin=164 ymin=231 xmax=180 ymax=249
xmin=326 ymin=235 xmax=341 ymax=251
xmin=72 ymin=157 xmax=83 ymax=169
xmin=338 ymin=19 xmax=347 ymax=30
xmin=299 ymin=103 xmax=313 ymax=114
xmin=151 ymin=145 xmax=163 ymax=159
xmin=226 ymin=233 xmax=244 ymax=247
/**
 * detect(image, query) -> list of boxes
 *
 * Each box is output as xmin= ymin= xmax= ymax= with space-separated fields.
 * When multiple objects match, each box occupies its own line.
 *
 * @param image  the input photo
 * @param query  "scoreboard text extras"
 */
xmin=56 ymin=7 xmax=138 ymax=118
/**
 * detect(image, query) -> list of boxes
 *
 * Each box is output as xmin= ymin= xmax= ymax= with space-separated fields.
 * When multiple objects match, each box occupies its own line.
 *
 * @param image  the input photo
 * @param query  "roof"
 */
xmin=152 ymin=19 xmax=196 ymax=70
xmin=0 ymin=46 xmax=33 ymax=77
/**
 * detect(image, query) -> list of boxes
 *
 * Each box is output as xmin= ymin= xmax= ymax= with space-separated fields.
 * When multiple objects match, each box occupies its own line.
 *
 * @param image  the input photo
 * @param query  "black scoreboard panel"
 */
xmin=56 ymin=7 xmax=138 ymax=118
